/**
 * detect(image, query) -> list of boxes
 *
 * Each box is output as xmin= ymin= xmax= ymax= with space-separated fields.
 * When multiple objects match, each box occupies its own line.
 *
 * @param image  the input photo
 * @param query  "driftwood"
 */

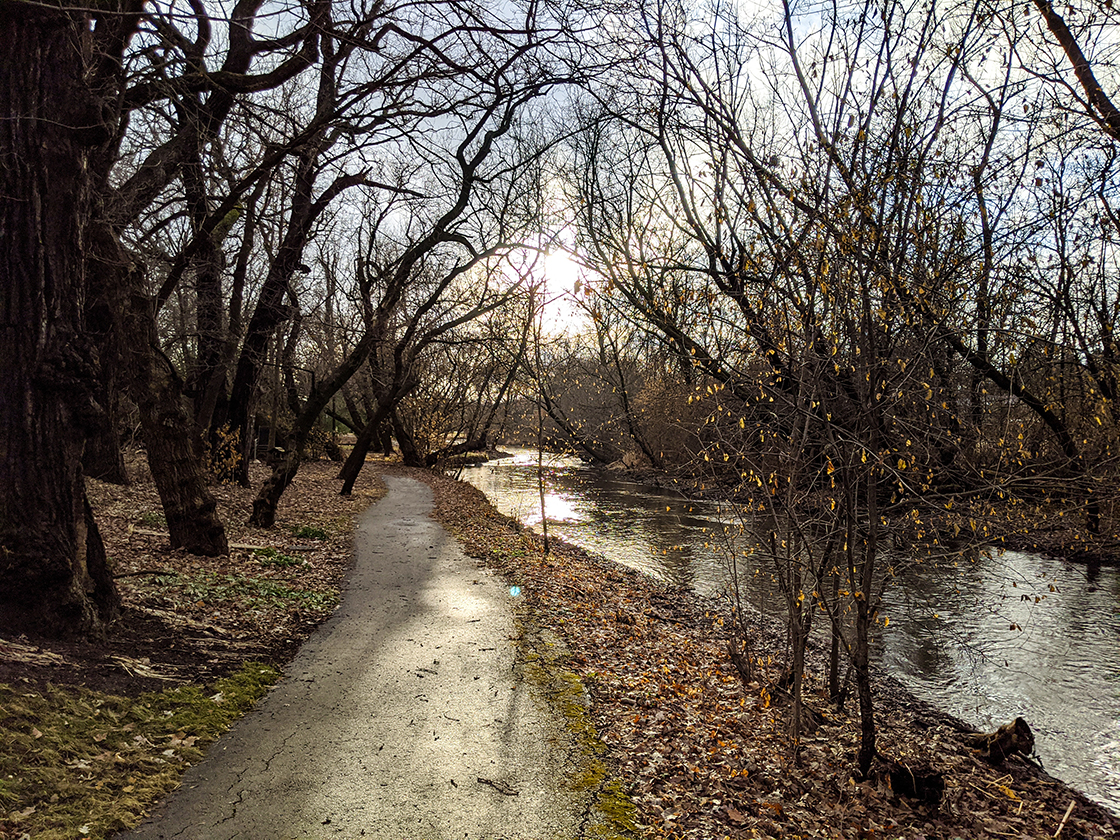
xmin=970 ymin=716 xmax=1036 ymax=763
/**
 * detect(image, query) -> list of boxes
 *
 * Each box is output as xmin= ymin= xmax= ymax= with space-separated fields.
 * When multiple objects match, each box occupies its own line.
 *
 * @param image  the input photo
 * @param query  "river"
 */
xmin=457 ymin=449 xmax=1120 ymax=815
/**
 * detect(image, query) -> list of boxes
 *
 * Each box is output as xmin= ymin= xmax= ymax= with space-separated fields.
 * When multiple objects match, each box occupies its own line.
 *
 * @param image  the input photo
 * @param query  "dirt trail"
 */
xmin=117 ymin=476 xmax=588 ymax=840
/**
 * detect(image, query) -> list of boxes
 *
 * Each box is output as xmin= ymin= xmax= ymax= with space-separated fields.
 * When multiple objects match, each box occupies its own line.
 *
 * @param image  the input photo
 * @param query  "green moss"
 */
xmin=137 ymin=510 xmax=166 ymax=529
xmin=512 ymin=619 xmax=641 ymax=840
xmin=0 ymin=662 xmax=280 ymax=840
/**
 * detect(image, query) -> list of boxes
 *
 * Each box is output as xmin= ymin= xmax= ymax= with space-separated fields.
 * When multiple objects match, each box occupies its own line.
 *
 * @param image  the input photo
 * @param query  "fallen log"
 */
xmin=970 ymin=716 xmax=1036 ymax=763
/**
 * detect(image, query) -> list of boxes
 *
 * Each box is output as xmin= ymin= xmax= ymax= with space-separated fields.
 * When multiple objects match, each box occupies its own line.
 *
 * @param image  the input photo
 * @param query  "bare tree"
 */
xmin=562 ymin=0 xmax=1103 ymax=776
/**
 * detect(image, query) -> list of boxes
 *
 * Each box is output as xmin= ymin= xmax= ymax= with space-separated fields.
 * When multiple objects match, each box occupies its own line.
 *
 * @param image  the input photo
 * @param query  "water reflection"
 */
xmin=458 ymin=449 xmax=1120 ymax=815
xmin=881 ymin=551 xmax=1120 ymax=813
xmin=459 ymin=450 xmax=734 ymax=592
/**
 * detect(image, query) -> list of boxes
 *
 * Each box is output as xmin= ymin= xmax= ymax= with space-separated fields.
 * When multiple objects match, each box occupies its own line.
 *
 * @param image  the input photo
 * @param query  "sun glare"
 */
xmin=537 ymin=248 xmax=591 ymax=338
xmin=539 ymin=249 xmax=588 ymax=337
xmin=544 ymin=248 xmax=580 ymax=294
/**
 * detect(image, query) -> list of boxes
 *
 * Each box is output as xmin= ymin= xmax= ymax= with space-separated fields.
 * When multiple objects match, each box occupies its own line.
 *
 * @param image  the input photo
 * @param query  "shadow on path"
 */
xmin=116 ymin=476 xmax=586 ymax=840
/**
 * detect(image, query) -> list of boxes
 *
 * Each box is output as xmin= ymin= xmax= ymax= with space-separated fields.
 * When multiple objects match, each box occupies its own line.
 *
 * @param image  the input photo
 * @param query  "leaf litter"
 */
xmin=412 ymin=465 xmax=1120 ymax=840
xmin=2 ymin=454 xmax=1117 ymax=840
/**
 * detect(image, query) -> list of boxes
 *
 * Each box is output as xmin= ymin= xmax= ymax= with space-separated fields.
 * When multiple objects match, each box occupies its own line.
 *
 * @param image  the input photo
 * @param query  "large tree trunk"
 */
xmin=80 ymin=130 xmax=230 ymax=555
xmin=81 ymin=386 xmax=129 ymax=485
xmin=84 ymin=260 xmax=131 ymax=486
xmin=125 ymin=290 xmax=229 ymax=556
xmin=0 ymin=6 xmax=121 ymax=637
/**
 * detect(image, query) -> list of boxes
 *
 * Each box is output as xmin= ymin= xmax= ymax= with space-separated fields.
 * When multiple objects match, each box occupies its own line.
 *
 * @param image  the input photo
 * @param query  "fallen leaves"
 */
xmin=420 ymin=465 xmax=1120 ymax=840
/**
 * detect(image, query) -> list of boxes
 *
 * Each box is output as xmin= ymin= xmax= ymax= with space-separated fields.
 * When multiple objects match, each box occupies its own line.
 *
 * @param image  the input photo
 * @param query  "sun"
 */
xmin=544 ymin=248 xmax=580 ymax=295
xmin=539 ymin=248 xmax=588 ymax=336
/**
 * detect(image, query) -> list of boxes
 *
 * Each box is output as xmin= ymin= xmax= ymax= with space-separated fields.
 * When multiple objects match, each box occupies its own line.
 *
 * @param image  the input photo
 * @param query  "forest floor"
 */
xmin=1 ymin=453 xmax=1118 ymax=839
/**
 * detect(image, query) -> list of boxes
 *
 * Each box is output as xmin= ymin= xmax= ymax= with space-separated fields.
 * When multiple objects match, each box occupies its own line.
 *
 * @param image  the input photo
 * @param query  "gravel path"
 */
xmin=117 ymin=476 xmax=587 ymax=840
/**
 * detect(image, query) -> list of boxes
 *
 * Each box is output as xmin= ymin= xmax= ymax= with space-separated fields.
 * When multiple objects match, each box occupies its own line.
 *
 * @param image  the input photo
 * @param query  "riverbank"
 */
xmin=2 ymin=457 xmax=1118 ymax=838
xmin=465 ymin=448 xmax=1120 ymax=811
xmin=413 ymin=463 xmax=1120 ymax=839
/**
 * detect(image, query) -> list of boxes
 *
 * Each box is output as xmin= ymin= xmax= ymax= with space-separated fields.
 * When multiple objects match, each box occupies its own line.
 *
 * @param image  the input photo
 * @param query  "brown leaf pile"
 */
xmin=5 ymin=456 xmax=1117 ymax=840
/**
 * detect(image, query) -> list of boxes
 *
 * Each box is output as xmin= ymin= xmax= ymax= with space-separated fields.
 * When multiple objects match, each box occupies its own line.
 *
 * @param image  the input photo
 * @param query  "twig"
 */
xmin=968 ymin=781 xmax=999 ymax=799
xmin=130 ymin=528 xmax=169 ymax=538
xmin=113 ymin=569 xmax=178 ymax=578
xmin=1054 ymin=800 xmax=1075 ymax=837
xmin=477 ymin=777 xmax=519 ymax=796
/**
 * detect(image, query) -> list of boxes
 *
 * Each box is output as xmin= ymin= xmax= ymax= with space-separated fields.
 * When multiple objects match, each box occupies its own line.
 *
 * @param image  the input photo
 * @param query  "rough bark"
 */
xmin=82 ymin=221 xmax=131 ymax=487
xmin=182 ymin=135 xmax=228 ymax=422
xmin=81 ymin=388 xmax=130 ymax=485
xmin=0 ymin=6 xmax=120 ymax=637
xmin=124 ymin=289 xmax=229 ymax=555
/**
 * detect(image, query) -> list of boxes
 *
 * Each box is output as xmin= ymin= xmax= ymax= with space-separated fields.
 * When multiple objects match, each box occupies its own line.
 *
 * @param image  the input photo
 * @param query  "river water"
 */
xmin=458 ymin=449 xmax=1120 ymax=815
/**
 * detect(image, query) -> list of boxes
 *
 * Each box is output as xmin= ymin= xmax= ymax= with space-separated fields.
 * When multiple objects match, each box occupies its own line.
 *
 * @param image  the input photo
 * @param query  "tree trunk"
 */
xmin=251 ymin=450 xmax=303 ymax=529
xmin=182 ymin=133 xmax=228 ymax=419
xmin=81 ymin=387 xmax=129 ymax=485
xmin=970 ymin=717 xmax=1036 ymax=763
xmin=393 ymin=410 xmax=424 ymax=467
xmin=828 ymin=566 xmax=842 ymax=703
xmin=379 ymin=422 xmax=395 ymax=457
xmin=82 ymin=240 xmax=130 ymax=487
xmin=854 ymin=597 xmax=876 ymax=778
xmin=226 ymin=152 xmax=327 ymax=484
xmin=0 ymin=6 xmax=120 ymax=637
xmin=250 ymin=320 xmax=387 ymax=526
xmin=338 ymin=405 xmax=389 ymax=494
xmin=125 ymin=290 xmax=229 ymax=555
xmin=788 ymin=605 xmax=811 ymax=754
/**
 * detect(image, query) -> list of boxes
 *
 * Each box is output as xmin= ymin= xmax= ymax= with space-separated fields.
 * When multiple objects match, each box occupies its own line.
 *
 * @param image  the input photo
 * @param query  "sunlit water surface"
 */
xmin=458 ymin=449 xmax=1120 ymax=815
